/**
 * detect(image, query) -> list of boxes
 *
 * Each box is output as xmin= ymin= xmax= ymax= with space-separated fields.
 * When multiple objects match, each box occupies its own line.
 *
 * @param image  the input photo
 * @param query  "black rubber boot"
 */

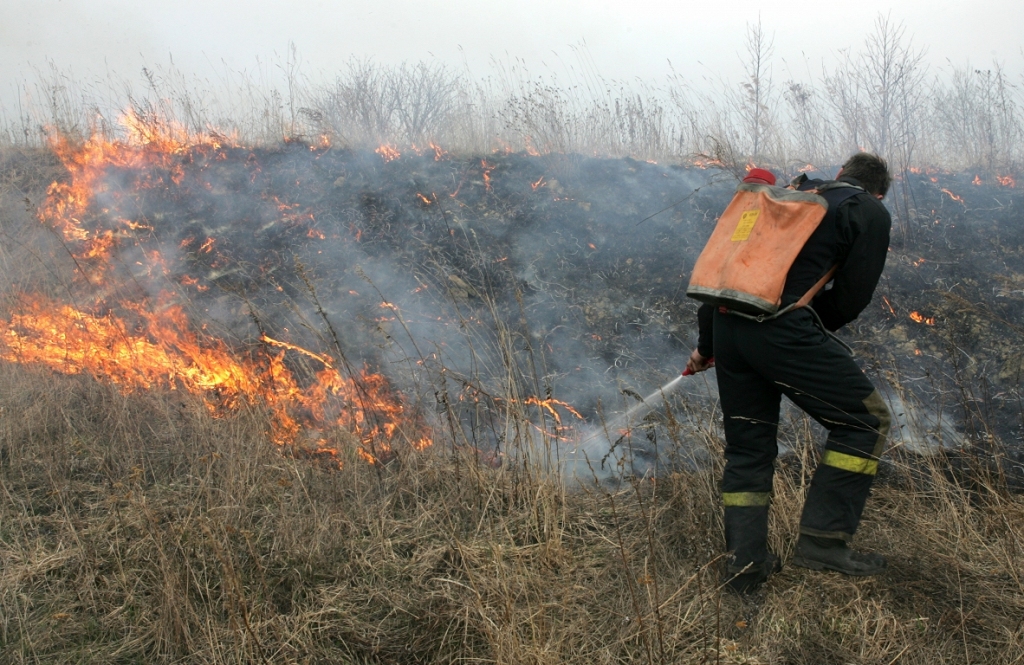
xmin=724 ymin=552 xmax=781 ymax=594
xmin=722 ymin=505 xmax=777 ymax=593
xmin=791 ymin=535 xmax=887 ymax=576
xmin=724 ymin=506 xmax=769 ymax=566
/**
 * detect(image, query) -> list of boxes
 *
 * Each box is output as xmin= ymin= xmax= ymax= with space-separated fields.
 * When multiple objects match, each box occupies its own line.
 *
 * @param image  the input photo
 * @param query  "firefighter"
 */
xmin=686 ymin=153 xmax=893 ymax=593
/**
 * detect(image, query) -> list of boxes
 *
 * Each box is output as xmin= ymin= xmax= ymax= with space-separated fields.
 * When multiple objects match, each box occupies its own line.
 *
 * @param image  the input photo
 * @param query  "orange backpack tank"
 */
xmin=686 ymin=183 xmax=829 ymax=315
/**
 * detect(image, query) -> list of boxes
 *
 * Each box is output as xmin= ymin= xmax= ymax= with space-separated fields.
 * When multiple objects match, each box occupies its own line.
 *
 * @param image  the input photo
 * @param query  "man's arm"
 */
xmin=686 ymin=303 xmax=716 ymax=374
xmin=813 ymin=196 xmax=892 ymax=331
xmin=697 ymin=303 xmax=715 ymax=357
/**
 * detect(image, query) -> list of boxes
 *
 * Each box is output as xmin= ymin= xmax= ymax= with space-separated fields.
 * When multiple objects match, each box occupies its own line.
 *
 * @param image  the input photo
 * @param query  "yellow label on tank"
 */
xmin=731 ymin=209 xmax=760 ymax=241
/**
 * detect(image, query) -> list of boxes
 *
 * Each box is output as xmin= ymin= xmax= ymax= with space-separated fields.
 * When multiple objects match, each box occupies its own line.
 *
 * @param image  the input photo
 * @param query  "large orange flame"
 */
xmin=37 ymin=111 xmax=232 ymax=279
xmin=0 ymin=293 xmax=428 ymax=463
xmin=4 ymin=116 xmax=431 ymax=464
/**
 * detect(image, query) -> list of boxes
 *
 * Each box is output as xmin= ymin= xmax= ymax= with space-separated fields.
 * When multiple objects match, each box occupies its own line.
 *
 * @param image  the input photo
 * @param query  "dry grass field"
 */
xmin=1 ymin=361 xmax=1022 ymax=664
xmin=2 ymin=19 xmax=1023 ymax=659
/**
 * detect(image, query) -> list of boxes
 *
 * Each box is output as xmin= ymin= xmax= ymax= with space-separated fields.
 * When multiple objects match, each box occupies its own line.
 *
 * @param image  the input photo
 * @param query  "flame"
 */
xmin=516 ymin=396 xmax=584 ymax=440
xmin=11 ymin=116 xmax=667 ymax=467
xmin=408 ymin=142 xmax=449 ymax=160
xmin=523 ymin=137 xmax=541 ymax=157
xmin=37 ymin=111 xmax=232 ymax=275
xmin=0 ymin=294 xmax=430 ymax=461
xmin=481 ymin=160 xmax=495 ymax=192
xmin=5 ymin=118 xmax=436 ymax=465
xmin=492 ymin=138 xmax=514 ymax=155
xmin=429 ymin=142 xmax=448 ymax=161
xmin=261 ymin=334 xmax=335 ymax=368
xmin=531 ymin=176 xmax=545 ymax=191
xmin=522 ymin=396 xmax=584 ymax=424
xmin=909 ymin=311 xmax=936 ymax=325
xmin=690 ymin=158 xmax=723 ymax=170
xmin=881 ymin=296 xmax=896 ymax=316
xmin=375 ymin=144 xmax=401 ymax=162
xmin=940 ymin=188 xmax=964 ymax=203
xmin=2 ymin=296 xmax=253 ymax=399
xmin=179 ymin=275 xmax=208 ymax=292
xmin=997 ymin=175 xmax=1016 ymax=188
xmin=973 ymin=175 xmax=983 ymax=186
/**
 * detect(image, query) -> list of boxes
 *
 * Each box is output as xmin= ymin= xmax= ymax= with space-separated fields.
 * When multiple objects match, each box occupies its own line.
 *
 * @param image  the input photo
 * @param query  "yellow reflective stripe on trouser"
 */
xmin=821 ymin=450 xmax=878 ymax=475
xmin=722 ymin=492 xmax=771 ymax=507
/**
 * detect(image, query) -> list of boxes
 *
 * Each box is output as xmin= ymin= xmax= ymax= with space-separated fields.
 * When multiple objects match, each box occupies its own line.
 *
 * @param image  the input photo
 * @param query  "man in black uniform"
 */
xmin=686 ymin=153 xmax=894 ymax=593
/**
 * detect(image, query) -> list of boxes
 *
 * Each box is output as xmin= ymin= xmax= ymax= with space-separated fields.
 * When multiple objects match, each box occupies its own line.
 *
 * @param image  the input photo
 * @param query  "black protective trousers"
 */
xmin=713 ymin=307 xmax=891 ymax=569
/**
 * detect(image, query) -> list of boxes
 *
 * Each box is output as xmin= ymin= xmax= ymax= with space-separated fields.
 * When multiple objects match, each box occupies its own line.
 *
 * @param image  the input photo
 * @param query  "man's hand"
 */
xmin=684 ymin=349 xmax=715 ymax=375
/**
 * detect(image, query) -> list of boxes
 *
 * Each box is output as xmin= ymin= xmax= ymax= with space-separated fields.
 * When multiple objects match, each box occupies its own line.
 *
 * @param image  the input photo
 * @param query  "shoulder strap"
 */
xmin=794 ymin=265 xmax=837 ymax=309
xmin=725 ymin=265 xmax=838 ymax=322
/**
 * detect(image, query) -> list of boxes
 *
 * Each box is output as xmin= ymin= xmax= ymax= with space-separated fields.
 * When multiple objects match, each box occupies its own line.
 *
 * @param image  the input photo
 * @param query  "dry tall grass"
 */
xmin=1 ymin=361 xmax=1022 ymax=664
xmin=2 ymin=16 xmax=1022 ymax=175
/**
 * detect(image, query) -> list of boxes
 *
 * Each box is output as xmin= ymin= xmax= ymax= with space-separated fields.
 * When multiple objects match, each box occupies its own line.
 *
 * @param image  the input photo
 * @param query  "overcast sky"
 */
xmin=2 ymin=0 xmax=1022 ymax=114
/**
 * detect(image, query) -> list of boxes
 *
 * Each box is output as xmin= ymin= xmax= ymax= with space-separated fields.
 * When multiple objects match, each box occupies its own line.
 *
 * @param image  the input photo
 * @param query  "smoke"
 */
xmin=55 ymin=138 xmax=727 ymax=474
xmin=12 ymin=121 xmax=1024 ymax=481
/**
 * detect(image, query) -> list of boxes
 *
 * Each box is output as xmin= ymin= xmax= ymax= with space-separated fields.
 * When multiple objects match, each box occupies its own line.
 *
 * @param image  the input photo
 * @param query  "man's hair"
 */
xmin=841 ymin=152 xmax=892 ymax=197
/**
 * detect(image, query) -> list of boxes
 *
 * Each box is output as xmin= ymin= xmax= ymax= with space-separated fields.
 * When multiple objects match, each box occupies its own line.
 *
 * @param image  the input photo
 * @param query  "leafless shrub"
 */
xmin=782 ymin=80 xmax=833 ymax=170
xmin=4 ymin=17 xmax=1022 ymax=176
xmin=933 ymin=63 xmax=1023 ymax=173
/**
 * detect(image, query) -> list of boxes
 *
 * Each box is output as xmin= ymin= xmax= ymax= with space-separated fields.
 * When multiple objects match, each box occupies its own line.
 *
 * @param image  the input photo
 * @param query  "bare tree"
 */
xmin=738 ymin=18 xmax=777 ymax=162
xmin=857 ymin=14 xmax=926 ymax=159
xmin=822 ymin=52 xmax=867 ymax=159
xmin=784 ymin=80 xmax=830 ymax=168
xmin=389 ymin=62 xmax=460 ymax=145
xmin=318 ymin=59 xmax=399 ymax=145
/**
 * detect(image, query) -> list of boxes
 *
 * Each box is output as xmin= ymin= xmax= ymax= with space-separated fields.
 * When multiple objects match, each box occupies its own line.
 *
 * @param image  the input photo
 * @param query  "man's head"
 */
xmin=839 ymin=152 xmax=892 ymax=198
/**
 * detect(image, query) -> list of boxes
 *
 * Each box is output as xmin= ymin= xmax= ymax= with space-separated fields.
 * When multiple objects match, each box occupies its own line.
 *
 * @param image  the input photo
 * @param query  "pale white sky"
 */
xmin=2 ymin=0 xmax=1022 ymax=113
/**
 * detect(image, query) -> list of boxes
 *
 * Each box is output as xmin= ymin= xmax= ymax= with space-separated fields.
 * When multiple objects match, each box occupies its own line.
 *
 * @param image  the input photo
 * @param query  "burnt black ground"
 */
xmin=8 ymin=143 xmax=1024 ymax=475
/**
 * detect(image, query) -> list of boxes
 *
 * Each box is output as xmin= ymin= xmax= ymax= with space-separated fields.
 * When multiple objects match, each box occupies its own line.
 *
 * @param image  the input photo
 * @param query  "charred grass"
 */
xmin=0 ymin=364 xmax=1021 ymax=664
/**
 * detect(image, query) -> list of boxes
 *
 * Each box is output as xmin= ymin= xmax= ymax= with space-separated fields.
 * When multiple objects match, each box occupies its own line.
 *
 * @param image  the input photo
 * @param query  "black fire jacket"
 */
xmin=696 ymin=175 xmax=892 ymax=358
